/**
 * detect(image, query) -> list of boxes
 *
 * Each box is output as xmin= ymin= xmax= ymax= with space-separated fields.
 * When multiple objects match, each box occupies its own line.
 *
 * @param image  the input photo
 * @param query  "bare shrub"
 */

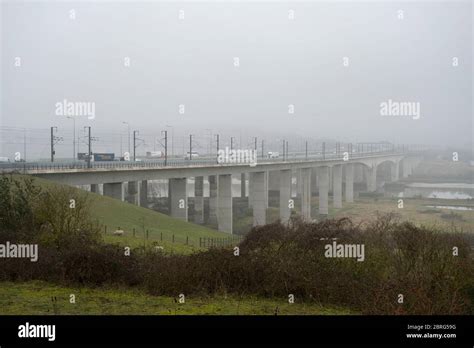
xmin=1 ymin=175 xmax=472 ymax=314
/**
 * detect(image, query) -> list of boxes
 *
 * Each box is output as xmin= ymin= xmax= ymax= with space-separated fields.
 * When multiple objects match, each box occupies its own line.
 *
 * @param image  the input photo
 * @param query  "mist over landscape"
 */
xmin=0 ymin=1 xmax=473 ymax=344
xmin=1 ymin=0 xmax=472 ymax=160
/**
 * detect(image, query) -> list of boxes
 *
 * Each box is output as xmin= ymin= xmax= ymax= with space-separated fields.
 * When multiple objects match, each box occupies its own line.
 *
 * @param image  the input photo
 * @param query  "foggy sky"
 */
xmin=1 ymin=0 xmax=472 ymax=155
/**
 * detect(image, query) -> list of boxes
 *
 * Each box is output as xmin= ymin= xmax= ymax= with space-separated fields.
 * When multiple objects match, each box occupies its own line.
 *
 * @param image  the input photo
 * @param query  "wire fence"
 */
xmin=199 ymin=236 xmax=243 ymax=248
xmin=102 ymin=225 xmax=242 ymax=249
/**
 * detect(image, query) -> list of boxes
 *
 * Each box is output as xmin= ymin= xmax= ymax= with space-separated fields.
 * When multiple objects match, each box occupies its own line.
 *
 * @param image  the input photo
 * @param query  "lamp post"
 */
xmin=205 ymin=128 xmax=212 ymax=157
xmin=67 ymin=116 xmax=76 ymax=161
xmin=166 ymin=124 xmax=174 ymax=158
xmin=161 ymin=130 xmax=168 ymax=166
xmin=122 ymin=121 xmax=130 ymax=155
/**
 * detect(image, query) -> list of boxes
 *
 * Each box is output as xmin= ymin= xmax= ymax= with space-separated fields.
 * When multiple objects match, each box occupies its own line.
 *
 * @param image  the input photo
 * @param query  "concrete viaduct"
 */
xmin=23 ymin=152 xmax=421 ymax=234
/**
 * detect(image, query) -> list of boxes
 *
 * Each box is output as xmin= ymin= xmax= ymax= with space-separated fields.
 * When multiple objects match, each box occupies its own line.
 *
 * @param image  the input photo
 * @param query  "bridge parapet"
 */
xmin=0 ymin=150 xmax=417 ymax=175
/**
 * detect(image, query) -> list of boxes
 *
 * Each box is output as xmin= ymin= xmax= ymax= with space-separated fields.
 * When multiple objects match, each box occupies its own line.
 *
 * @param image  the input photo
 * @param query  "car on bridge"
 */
xmin=93 ymin=153 xmax=115 ymax=162
xmin=146 ymin=151 xmax=164 ymax=158
xmin=184 ymin=152 xmax=199 ymax=160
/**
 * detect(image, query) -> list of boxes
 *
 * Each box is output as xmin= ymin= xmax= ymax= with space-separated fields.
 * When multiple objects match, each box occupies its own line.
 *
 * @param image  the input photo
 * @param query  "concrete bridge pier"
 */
xmin=413 ymin=158 xmax=421 ymax=172
xmin=90 ymin=184 xmax=100 ymax=194
xmin=318 ymin=166 xmax=329 ymax=216
xmin=241 ymin=173 xmax=246 ymax=198
xmin=296 ymin=169 xmax=303 ymax=198
xmin=404 ymin=157 xmax=421 ymax=177
xmin=300 ymin=168 xmax=312 ymax=221
xmin=103 ymin=182 xmax=124 ymax=201
xmin=248 ymin=174 xmax=254 ymax=208
xmin=279 ymin=169 xmax=292 ymax=224
xmin=217 ymin=174 xmax=233 ymax=233
xmin=169 ymin=178 xmax=188 ymax=221
xmin=251 ymin=172 xmax=266 ymax=226
xmin=402 ymin=159 xmax=411 ymax=178
xmin=291 ymin=169 xmax=299 ymax=198
xmin=140 ymin=180 xmax=148 ymax=207
xmin=194 ymin=176 xmax=204 ymax=224
xmin=264 ymin=171 xmax=269 ymax=208
xmin=328 ymin=166 xmax=333 ymax=192
xmin=311 ymin=167 xmax=318 ymax=195
xmin=413 ymin=157 xmax=422 ymax=173
xmin=268 ymin=171 xmax=280 ymax=193
xmin=127 ymin=181 xmax=138 ymax=205
xmin=208 ymin=175 xmax=218 ymax=225
xmin=391 ymin=162 xmax=400 ymax=182
xmin=345 ymin=163 xmax=354 ymax=203
xmin=354 ymin=164 xmax=364 ymax=183
xmin=408 ymin=160 xmax=414 ymax=177
xmin=333 ymin=165 xmax=342 ymax=208
xmin=366 ymin=166 xmax=377 ymax=192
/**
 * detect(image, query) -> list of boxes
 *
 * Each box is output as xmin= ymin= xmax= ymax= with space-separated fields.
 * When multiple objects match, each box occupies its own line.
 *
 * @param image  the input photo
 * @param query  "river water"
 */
xmin=385 ymin=182 xmax=474 ymax=200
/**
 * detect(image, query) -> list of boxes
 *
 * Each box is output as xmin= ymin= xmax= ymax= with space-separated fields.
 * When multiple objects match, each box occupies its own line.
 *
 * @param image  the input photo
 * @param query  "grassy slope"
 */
xmin=0 ymin=281 xmax=353 ymax=315
xmin=91 ymin=191 xmax=237 ymax=253
xmin=13 ymin=175 xmax=233 ymax=253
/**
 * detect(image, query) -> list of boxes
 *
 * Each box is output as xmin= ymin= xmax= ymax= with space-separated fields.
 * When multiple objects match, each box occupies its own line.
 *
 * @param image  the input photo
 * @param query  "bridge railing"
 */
xmin=0 ymin=148 xmax=413 ymax=173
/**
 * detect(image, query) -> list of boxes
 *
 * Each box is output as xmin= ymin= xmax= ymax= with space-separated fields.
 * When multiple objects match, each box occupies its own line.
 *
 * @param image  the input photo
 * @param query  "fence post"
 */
xmin=133 ymin=228 xmax=135 ymax=237
xmin=172 ymin=234 xmax=175 ymax=243
xmin=146 ymin=230 xmax=149 ymax=240
xmin=160 ymin=232 xmax=163 ymax=241
xmin=186 ymin=236 xmax=189 ymax=245
xmin=104 ymin=225 xmax=107 ymax=235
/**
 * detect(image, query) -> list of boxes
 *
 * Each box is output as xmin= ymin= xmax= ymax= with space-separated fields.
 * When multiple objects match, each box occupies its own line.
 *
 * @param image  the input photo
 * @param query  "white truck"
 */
xmin=184 ymin=152 xmax=199 ymax=160
xmin=267 ymin=152 xmax=279 ymax=159
xmin=146 ymin=151 xmax=164 ymax=158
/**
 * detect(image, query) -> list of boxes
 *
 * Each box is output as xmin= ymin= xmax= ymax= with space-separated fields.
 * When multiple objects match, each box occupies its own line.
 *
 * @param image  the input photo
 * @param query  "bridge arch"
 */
xmin=350 ymin=157 xmax=402 ymax=192
xmin=375 ymin=159 xmax=400 ymax=183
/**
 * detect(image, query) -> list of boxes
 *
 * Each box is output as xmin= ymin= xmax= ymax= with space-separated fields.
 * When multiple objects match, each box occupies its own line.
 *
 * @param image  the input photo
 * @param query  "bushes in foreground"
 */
xmin=0 ymin=175 xmax=473 ymax=314
xmin=2 ymin=216 xmax=473 ymax=314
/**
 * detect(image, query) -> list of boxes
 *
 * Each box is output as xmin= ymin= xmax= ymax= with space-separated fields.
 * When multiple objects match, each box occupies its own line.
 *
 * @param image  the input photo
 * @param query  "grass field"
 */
xmin=328 ymin=196 xmax=474 ymax=232
xmin=10 ymin=175 xmax=233 ymax=254
xmin=408 ymin=159 xmax=474 ymax=182
xmin=264 ymin=195 xmax=474 ymax=232
xmin=91 ymin=192 xmax=236 ymax=253
xmin=0 ymin=281 xmax=353 ymax=315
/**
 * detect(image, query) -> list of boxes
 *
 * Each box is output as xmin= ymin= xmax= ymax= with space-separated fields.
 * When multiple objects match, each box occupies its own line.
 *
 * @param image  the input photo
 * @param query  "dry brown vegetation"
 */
xmin=1 ymin=175 xmax=473 ymax=314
